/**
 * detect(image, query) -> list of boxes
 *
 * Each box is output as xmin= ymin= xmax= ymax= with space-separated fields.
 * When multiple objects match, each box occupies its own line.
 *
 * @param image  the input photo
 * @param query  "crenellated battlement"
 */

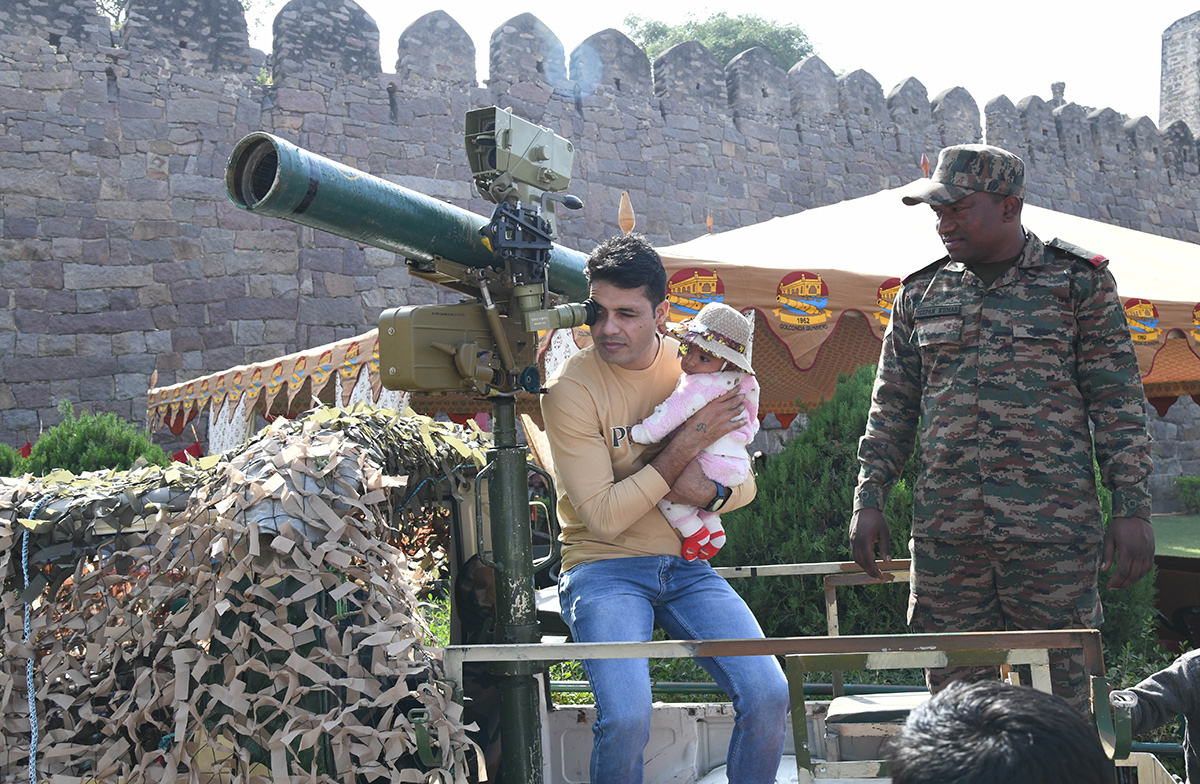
xmin=3 ymin=0 xmax=1200 ymax=501
xmin=123 ymin=0 xmax=256 ymax=72
xmin=8 ymin=0 xmax=1198 ymax=217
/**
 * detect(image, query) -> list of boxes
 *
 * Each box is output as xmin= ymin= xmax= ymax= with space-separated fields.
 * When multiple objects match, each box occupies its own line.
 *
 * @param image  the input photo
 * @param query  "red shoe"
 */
xmin=698 ymin=533 xmax=726 ymax=561
xmin=681 ymin=530 xmax=709 ymax=561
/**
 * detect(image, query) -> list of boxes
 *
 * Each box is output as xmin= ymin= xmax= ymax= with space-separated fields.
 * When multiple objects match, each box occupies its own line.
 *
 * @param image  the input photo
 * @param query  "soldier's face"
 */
xmin=930 ymin=191 xmax=1013 ymax=264
xmin=588 ymin=280 xmax=669 ymax=371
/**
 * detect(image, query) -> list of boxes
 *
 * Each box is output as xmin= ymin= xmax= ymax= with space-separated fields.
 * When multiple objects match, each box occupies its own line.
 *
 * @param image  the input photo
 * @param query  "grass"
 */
xmin=1152 ymin=514 xmax=1200 ymax=558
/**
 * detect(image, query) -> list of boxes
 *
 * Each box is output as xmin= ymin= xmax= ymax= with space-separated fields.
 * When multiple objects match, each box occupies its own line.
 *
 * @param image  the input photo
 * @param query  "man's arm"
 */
xmin=1127 ymin=650 xmax=1200 ymax=735
xmin=663 ymin=460 xmax=756 ymax=510
xmin=631 ymin=373 xmax=734 ymax=445
xmin=647 ymin=388 xmax=747 ymax=489
xmin=1075 ymin=265 xmax=1154 ymax=588
xmin=850 ymin=283 xmax=923 ymax=579
xmin=541 ymin=376 xmax=745 ymax=542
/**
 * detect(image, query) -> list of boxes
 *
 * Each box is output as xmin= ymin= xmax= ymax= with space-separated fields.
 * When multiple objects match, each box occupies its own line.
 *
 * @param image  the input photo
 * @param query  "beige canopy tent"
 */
xmin=657 ymin=185 xmax=1200 ymax=421
xmin=147 ymin=330 xmax=391 ymax=437
xmin=147 ymin=185 xmax=1200 ymax=436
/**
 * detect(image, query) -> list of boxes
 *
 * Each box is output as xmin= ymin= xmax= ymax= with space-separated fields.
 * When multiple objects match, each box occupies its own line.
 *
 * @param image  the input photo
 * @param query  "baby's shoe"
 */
xmin=681 ymin=529 xmax=710 ymax=561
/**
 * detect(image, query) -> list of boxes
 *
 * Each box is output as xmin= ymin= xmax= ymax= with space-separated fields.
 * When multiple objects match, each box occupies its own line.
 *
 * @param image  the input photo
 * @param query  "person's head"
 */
xmin=675 ymin=302 xmax=755 ymax=376
xmin=901 ymin=144 xmax=1026 ymax=265
xmin=585 ymin=234 xmax=669 ymax=370
xmin=885 ymin=681 xmax=1114 ymax=784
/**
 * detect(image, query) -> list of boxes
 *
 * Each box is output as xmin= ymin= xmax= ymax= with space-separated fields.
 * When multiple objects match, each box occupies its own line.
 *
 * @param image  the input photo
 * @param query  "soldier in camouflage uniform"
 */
xmin=849 ymin=144 xmax=1155 ymax=709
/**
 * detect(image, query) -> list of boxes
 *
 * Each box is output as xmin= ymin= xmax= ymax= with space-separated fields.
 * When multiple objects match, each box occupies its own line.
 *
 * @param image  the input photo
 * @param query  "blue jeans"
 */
xmin=558 ymin=555 xmax=789 ymax=784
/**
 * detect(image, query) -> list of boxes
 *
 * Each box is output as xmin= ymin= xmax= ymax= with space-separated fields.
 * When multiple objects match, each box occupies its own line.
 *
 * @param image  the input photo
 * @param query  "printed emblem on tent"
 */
xmin=667 ymin=267 xmax=724 ymax=322
xmin=248 ymin=366 xmax=265 ymax=398
xmin=290 ymin=355 xmax=308 ymax=387
xmin=774 ymin=271 xmax=830 ymax=330
xmin=874 ymin=278 xmax=901 ymax=329
xmin=312 ymin=350 xmax=335 ymax=386
xmin=340 ymin=341 xmax=363 ymax=382
xmin=229 ymin=370 xmax=244 ymax=412
xmin=266 ymin=362 xmax=285 ymax=396
xmin=212 ymin=374 xmax=227 ymax=415
xmin=1124 ymin=298 xmax=1161 ymax=342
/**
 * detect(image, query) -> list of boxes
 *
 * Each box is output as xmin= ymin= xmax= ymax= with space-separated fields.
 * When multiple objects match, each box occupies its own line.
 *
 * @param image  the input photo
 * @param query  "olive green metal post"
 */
xmin=488 ymin=396 xmax=543 ymax=783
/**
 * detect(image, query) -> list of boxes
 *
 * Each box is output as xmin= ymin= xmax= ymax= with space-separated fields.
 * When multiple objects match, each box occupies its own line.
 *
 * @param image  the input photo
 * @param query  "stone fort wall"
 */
xmin=1 ymin=0 xmax=1199 ymax=507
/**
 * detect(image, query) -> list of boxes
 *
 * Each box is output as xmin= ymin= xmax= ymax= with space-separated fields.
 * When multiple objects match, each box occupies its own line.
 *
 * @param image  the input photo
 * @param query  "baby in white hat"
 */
xmin=631 ymin=302 xmax=759 ymax=560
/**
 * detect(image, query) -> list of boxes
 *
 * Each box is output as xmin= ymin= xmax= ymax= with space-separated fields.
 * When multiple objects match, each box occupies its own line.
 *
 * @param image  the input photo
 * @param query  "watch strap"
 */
xmin=705 ymin=481 xmax=727 ymax=513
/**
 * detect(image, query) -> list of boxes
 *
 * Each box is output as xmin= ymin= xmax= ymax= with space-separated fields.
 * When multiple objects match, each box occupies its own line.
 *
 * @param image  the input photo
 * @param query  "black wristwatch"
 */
xmin=705 ymin=482 xmax=728 ymax=513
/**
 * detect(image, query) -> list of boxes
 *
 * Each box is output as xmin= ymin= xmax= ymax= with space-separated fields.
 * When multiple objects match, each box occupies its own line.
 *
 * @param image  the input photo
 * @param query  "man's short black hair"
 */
xmin=585 ymin=233 xmax=667 ymax=306
xmin=885 ymin=681 xmax=1114 ymax=784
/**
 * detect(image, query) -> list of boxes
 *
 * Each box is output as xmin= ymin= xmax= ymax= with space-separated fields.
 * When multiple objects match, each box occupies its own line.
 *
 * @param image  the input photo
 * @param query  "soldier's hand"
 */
xmin=849 ymin=507 xmax=891 ymax=581
xmin=1102 ymin=516 xmax=1155 ymax=590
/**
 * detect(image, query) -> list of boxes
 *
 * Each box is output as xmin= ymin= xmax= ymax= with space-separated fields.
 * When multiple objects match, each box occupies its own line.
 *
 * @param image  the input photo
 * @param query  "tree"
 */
xmin=623 ymin=12 xmax=814 ymax=69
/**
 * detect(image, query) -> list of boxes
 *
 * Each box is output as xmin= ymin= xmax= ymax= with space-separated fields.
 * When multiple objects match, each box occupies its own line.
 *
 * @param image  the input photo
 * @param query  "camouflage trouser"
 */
xmin=907 ymin=537 xmax=1102 ymax=710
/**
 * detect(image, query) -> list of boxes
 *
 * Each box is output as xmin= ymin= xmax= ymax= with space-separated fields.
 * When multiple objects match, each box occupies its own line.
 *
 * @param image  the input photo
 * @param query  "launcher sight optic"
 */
xmin=224 ymin=108 xmax=596 ymax=396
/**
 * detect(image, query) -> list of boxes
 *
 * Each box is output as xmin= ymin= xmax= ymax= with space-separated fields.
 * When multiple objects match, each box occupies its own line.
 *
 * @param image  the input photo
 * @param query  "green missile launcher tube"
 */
xmin=224 ymin=132 xmax=590 ymax=302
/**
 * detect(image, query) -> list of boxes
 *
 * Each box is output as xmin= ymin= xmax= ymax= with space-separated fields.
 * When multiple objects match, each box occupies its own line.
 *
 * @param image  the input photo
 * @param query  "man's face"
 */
xmin=588 ymin=279 xmax=669 ymax=370
xmin=930 ymin=191 xmax=1014 ymax=264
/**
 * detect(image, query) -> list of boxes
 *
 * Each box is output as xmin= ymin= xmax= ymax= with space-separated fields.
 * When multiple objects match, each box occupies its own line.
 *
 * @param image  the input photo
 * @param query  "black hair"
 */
xmin=885 ymin=681 xmax=1114 ymax=784
xmin=585 ymin=233 xmax=667 ymax=305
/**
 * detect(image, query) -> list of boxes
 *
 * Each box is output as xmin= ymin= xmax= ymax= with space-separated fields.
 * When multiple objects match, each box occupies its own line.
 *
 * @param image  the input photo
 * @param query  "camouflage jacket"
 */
xmin=854 ymin=231 xmax=1152 ymax=543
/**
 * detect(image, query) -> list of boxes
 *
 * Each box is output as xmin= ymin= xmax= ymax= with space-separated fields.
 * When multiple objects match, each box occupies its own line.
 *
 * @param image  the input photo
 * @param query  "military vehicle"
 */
xmin=218 ymin=111 xmax=1177 ymax=783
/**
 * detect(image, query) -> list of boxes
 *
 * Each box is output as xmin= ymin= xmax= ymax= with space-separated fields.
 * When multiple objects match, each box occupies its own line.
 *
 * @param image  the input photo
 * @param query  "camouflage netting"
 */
xmin=0 ymin=406 xmax=489 ymax=783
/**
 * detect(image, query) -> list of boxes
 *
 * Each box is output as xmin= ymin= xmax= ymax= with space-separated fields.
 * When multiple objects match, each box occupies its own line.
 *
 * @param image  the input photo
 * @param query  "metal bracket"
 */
xmin=473 ymin=461 xmax=500 ymax=570
xmin=527 ymin=463 xmax=561 ymax=571
xmin=1094 ymin=676 xmax=1133 ymax=761
xmin=408 ymin=708 xmax=443 ymax=768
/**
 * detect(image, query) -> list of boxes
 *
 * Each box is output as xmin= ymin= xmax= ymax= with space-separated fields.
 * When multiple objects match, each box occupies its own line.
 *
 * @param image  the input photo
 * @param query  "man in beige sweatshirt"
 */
xmin=541 ymin=233 xmax=788 ymax=784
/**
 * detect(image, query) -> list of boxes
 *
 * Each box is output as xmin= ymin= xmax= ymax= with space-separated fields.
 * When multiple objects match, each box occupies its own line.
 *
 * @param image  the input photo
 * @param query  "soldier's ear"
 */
xmin=1001 ymin=196 xmax=1022 ymax=223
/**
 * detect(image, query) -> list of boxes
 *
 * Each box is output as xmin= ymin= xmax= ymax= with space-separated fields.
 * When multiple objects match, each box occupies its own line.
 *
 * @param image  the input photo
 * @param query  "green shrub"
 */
xmin=24 ymin=400 xmax=169 ymax=476
xmin=1175 ymin=476 xmax=1200 ymax=514
xmin=714 ymin=364 xmax=917 ymax=639
xmin=0 ymin=442 xmax=26 ymax=478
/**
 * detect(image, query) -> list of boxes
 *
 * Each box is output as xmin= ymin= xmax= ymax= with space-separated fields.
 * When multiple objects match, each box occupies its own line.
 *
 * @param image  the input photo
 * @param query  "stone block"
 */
xmin=225 ymin=250 xmax=298 ymax=276
xmin=15 ymin=355 xmax=119 ymax=381
xmin=322 ymin=272 xmax=355 ymax=297
xmin=0 ymin=86 xmax=43 ymax=110
xmin=297 ymin=296 xmax=363 ymax=325
xmin=63 ymin=263 xmax=150 ymax=290
xmin=166 ymin=98 xmax=220 ymax=124
xmin=226 ymin=297 xmax=298 ymax=320
xmin=10 ymin=381 xmax=51 ymax=409
xmin=111 ymin=331 xmax=148 ymax=355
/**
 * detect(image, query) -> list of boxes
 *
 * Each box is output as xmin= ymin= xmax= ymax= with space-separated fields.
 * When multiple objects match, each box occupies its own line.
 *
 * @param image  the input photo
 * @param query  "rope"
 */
xmin=23 ymin=495 xmax=52 ymax=784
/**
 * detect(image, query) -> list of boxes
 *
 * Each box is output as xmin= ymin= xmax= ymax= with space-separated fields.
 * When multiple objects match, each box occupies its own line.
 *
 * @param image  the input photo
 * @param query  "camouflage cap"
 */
xmin=901 ymin=144 xmax=1026 ymax=206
